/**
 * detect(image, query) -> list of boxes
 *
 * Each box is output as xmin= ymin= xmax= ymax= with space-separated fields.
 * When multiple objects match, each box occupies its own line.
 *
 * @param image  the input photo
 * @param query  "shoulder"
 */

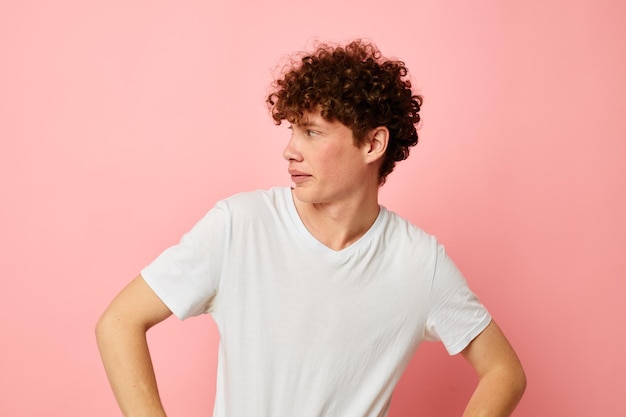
xmin=371 ymin=207 xmax=444 ymax=273
xmin=381 ymin=207 xmax=438 ymax=249
xmin=216 ymin=187 xmax=291 ymax=221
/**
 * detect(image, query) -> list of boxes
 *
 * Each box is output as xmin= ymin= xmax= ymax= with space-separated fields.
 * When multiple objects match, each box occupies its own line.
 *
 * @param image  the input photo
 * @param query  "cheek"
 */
xmin=313 ymin=146 xmax=338 ymax=170
xmin=323 ymin=148 xmax=364 ymax=179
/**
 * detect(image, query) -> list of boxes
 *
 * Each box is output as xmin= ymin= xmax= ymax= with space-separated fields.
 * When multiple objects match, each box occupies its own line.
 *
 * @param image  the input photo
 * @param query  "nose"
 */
xmin=282 ymin=134 xmax=302 ymax=162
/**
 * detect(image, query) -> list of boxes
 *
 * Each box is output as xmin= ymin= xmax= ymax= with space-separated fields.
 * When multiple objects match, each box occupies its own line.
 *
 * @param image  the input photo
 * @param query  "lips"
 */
xmin=288 ymin=169 xmax=312 ymax=184
xmin=289 ymin=169 xmax=309 ymax=176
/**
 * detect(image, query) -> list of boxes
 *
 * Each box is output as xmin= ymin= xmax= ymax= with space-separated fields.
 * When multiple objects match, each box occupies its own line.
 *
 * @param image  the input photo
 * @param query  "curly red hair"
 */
xmin=267 ymin=40 xmax=422 ymax=184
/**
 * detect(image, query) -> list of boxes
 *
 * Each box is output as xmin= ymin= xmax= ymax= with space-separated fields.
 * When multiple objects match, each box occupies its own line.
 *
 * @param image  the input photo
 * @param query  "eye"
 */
xmin=306 ymin=129 xmax=321 ymax=137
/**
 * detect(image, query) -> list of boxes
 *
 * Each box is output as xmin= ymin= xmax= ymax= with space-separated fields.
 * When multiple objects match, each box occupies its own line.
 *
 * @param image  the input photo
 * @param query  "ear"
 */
xmin=362 ymin=126 xmax=389 ymax=164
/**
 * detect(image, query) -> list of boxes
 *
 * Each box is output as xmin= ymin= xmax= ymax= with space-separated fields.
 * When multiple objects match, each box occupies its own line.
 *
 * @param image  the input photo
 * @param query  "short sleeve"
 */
xmin=141 ymin=203 xmax=229 ymax=320
xmin=424 ymin=243 xmax=492 ymax=355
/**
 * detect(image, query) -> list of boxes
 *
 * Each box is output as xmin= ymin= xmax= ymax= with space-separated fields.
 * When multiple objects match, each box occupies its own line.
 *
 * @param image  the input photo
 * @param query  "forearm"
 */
xmin=96 ymin=314 xmax=167 ymax=417
xmin=461 ymin=367 xmax=526 ymax=417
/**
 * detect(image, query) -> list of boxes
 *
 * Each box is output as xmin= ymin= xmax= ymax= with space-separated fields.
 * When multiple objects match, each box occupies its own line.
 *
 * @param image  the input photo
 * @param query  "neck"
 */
xmin=292 ymin=188 xmax=381 ymax=251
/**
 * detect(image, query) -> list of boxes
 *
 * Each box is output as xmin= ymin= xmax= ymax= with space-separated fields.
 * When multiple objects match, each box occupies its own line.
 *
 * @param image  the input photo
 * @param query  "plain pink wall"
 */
xmin=1 ymin=1 xmax=625 ymax=416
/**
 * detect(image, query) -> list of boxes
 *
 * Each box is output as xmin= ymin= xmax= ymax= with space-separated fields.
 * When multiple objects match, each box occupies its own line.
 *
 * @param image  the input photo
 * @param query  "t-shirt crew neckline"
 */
xmin=282 ymin=187 xmax=387 ymax=257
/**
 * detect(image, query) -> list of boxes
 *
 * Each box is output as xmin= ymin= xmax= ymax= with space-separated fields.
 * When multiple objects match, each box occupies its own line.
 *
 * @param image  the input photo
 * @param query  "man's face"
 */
xmin=283 ymin=111 xmax=372 ymax=205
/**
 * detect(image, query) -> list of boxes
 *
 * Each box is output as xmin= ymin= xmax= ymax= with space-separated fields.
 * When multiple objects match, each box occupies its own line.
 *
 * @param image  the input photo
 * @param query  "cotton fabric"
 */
xmin=142 ymin=187 xmax=491 ymax=417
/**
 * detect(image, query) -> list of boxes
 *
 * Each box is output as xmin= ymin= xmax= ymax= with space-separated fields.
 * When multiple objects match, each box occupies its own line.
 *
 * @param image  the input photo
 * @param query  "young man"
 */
xmin=96 ymin=40 xmax=526 ymax=417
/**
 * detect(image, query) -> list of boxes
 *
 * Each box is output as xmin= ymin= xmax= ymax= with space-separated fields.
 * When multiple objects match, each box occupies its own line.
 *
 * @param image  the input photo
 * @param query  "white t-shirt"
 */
xmin=142 ymin=187 xmax=491 ymax=417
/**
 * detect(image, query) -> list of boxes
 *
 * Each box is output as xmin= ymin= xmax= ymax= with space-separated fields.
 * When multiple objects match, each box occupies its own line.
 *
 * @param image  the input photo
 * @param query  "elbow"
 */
xmin=507 ymin=362 xmax=527 ymax=405
xmin=515 ymin=365 xmax=527 ymax=399
xmin=95 ymin=310 xmax=112 ymax=349
xmin=95 ymin=305 xmax=151 ymax=350
xmin=95 ymin=308 xmax=125 ymax=349
xmin=483 ymin=360 xmax=527 ymax=405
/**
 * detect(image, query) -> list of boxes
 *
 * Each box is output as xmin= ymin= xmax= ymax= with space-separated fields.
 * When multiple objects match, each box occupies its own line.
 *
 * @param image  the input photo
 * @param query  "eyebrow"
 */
xmin=296 ymin=118 xmax=323 ymax=129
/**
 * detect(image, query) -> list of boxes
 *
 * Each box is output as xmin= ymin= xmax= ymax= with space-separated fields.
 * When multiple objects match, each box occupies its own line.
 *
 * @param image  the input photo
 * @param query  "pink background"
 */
xmin=1 ymin=1 xmax=625 ymax=416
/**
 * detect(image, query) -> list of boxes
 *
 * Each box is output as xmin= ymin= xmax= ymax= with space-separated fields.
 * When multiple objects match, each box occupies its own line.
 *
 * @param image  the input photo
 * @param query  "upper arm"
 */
xmin=461 ymin=320 xmax=526 ymax=385
xmin=98 ymin=274 xmax=173 ymax=332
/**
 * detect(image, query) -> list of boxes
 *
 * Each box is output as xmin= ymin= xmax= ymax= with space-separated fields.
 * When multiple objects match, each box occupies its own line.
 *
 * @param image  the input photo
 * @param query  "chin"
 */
xmin=291 ymin=186 xmax=324 ymax=205
xmin=292 ymin=186 xmax=313 ymax=202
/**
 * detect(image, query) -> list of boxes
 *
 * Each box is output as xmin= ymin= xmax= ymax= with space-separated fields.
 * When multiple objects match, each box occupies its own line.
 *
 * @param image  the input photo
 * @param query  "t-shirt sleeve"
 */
xmin=424 ymin=243 xmax=492 ymax=355
xmin=141 ymin=203 xmax=229 ymax=320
